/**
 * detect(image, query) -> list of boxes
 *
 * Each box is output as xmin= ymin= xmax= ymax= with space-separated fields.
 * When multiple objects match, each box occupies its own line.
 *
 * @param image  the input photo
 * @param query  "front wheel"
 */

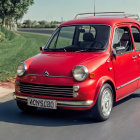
xmin=91 ymin=83 xmax=113 ymax=121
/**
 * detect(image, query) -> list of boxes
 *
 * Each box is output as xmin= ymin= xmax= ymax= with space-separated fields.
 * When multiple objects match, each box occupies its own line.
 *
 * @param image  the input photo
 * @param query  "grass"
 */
xmin=0 ymin=32 xmax=50 ymax=81
xmin=0 ymin=25 xmax=16 ymax=41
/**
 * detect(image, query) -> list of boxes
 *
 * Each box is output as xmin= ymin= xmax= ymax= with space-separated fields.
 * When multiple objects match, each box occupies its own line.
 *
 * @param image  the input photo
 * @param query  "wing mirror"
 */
xmin=40 ymin=46 xmax=45 ymax=51
xmin=116 ymin=46 xmax=125 ymax=52
xmin=112 ymin=46 xmax=125 ymax=58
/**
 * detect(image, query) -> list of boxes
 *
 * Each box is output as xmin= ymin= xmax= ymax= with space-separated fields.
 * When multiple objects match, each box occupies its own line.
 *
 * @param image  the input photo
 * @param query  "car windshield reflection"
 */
xmin=45 ymin=25 xmax=110 ymax=52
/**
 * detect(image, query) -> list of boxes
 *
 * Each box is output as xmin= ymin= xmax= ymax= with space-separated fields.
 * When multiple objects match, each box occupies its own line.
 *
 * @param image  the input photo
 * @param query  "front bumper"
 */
xmin=14 ymin=93 xmax=93 ymax=108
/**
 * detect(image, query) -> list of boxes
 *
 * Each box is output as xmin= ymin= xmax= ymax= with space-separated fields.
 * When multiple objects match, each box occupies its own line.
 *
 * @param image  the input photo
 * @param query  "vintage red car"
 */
xmin=14 ymin=12 xmax=140 ymax=121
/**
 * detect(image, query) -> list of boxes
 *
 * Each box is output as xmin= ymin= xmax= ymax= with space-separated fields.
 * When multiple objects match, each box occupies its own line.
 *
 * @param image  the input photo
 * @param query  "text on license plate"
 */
xmin=27 ymin=97 xmax=57 ymax=109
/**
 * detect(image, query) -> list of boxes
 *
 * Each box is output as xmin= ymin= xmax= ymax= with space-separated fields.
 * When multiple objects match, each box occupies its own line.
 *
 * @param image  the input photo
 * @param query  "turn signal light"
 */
xmin=89 ymin=73 xmax=95 ymax=79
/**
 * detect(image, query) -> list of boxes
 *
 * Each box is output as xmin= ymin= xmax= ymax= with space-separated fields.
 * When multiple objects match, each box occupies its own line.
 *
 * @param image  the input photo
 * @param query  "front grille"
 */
xmin=19 ymin=82 xmax=73 ymax=98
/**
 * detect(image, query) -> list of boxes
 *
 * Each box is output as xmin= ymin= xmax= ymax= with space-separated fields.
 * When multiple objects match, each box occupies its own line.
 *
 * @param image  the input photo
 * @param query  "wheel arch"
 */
xmin=104 ymin=80 xmax=116 ymax=102
xmin=94 ymin=76 xmax=116 ymax=103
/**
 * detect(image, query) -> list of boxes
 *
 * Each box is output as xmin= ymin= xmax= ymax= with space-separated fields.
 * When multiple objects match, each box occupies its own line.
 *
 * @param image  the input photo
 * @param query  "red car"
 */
xmin=14 ymin=13 xmax=140 ymax=121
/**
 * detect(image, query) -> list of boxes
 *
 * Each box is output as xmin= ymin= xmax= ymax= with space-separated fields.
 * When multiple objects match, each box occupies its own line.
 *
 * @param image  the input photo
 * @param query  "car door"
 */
xmin=131 ymin=24 xmax=140 ymax=88
xmin=112 ymin=25 xmax=139 ymax=100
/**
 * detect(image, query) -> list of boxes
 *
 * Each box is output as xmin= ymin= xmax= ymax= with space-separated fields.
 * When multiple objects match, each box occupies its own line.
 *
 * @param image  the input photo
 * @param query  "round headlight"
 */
xmin=72 ymin=65 xmax=89 ymax=82
xmin=17 ymin=62 xmax=27 ymax=76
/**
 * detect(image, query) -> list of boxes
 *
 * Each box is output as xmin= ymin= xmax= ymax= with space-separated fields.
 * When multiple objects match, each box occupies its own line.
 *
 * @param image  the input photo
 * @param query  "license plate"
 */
xmin=27 ymin=97 xmax=57 ymax=109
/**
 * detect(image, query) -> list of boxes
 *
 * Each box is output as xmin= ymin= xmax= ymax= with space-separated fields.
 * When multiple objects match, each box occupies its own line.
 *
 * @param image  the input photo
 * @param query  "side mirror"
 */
xmin=40 ymin=46 xmax=44 ymax=51
xmin=116 ymin=46 xmax=125 ymax=52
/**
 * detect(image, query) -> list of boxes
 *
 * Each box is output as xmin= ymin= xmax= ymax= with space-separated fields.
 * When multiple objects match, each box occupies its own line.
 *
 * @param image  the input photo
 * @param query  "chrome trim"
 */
xmin=73 ymin=85 xmax=80 ymax=92
xmin=109 ymin=67 xmax=112 ymax=71
xmin=26 ymin=74 xmax=72 ymax=79
xmin=18 ymin=82 xmax=73 ymax=98
xmin=43 ymin=71 xmax=49 ymax=77
xmin=15 ymin=95 xmax=93 ymax=107
xmin=73 ymin=92 xmax=79 ymax=98
xmin=116 ymin=77 xmax=140 ymax=90
xmin=75 ymin=12 xmax=126 ymax=19
xmin=132 ymin=56 xmax=137 ymax=59
xmin=17 ymin=62 xmax=27 ymax=77
xmin=72 ymin=65 xmax=89 ymax=82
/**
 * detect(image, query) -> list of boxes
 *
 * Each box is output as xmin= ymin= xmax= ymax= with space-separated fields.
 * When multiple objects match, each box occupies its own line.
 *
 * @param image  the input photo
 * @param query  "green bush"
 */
xmin=0 ymin=32 xmax=5 ymax=42
xmin=0 ymin=25 xmax=16 ymax=40
xmin=22 ymin=23 xmax=58 ymax=28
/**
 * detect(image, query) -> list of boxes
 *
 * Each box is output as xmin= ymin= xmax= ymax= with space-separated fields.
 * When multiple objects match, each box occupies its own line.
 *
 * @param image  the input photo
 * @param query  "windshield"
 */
xmin=45 ymin=25 xmax=110 ymax=52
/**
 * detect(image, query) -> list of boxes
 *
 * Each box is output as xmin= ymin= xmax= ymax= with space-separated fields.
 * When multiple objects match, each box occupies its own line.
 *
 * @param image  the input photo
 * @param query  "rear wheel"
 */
xmin=91 ymin=83 xmax=113 ymax=121
xmin=16 ymin=100 xmax=37 ymax=113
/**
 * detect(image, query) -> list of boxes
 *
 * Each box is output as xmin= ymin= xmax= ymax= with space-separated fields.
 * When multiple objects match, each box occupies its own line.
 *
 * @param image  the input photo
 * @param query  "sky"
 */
xmin=22 ymin=0 xmax=140 ymax=22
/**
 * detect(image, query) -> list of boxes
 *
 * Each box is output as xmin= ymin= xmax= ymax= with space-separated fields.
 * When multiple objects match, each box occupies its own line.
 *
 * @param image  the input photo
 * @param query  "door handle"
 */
xmin=132 ymin=56 xmax=137 ymax=59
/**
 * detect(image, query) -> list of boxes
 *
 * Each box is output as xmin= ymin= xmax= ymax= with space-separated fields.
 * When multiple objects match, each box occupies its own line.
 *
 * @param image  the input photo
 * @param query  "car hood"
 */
xmin=27 ymin=52 xmax=109 ymax=77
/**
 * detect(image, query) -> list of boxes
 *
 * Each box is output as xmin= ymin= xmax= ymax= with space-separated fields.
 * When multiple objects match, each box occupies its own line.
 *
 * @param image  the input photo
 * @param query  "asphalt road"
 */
xmin=18 ymin=28 xmax=55 ymax=35
xmin=1 ymin=91 xmax=140 ymax=140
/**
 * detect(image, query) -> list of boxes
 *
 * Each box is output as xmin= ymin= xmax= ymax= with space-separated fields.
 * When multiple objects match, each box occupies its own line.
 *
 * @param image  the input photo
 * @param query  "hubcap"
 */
xmin=101 ymin=88 xmax=113 ymax=117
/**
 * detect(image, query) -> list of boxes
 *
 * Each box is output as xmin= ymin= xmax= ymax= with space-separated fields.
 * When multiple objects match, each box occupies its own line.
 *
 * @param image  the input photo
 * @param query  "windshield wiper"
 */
xmin=44 ymin=48 xmax=67 ymax=52
xmin=87 ymin=47 xmax=104 ymax=51
xmin=76 ymin=48 xmax=104 ymax=52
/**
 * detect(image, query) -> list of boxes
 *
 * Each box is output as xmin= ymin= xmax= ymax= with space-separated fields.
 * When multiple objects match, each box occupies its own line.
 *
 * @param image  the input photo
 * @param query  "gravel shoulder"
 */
xmin=0 ymin=81 xmax=14 ymax=99
xmin=0 ymin=87 xmax=14 ymax=98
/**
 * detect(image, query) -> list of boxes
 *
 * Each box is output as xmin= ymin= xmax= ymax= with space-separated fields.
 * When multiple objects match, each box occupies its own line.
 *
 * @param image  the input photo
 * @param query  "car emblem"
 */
xmin=43 ymin=71 xmax=49 ymax=77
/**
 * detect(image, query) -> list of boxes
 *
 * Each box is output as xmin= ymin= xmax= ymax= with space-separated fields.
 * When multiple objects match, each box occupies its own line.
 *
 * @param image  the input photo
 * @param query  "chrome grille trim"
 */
xmin=14 ymin=94 xmax=94 ymax=107
xmin=19 ymin=82 xmax=73 ymax=98
xmin=26 ymin=74 xmax=72 ymax=79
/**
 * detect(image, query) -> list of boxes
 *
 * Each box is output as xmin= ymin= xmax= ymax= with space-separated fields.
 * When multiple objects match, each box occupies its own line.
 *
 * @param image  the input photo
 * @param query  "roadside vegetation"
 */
xmin=0 ymin=26 xmax=49 ymax=81
xmin=19 ymin=20 xmax=61 ymax=28
xmin=0 ymin=0 xmax=61 ymax=30
xmin=0 ymin=26 xmax=16 ymax=42
xmin=0 ymin=0 xmax=52 ymax=81
xmin=0 ymin=0 xmax=34 ymax=30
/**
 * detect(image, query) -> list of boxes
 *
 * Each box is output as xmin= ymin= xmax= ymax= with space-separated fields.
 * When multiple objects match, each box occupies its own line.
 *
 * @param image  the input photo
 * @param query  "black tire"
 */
xmin=16 ymin=100 xmax=37 ymax=113
xmin=91 ymin=83 xmax=113 ymax=121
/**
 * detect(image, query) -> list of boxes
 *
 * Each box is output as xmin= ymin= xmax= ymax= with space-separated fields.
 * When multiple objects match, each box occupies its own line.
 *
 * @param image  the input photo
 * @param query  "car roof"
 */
xmin=61 ymin=16 xmax=140 ymax=27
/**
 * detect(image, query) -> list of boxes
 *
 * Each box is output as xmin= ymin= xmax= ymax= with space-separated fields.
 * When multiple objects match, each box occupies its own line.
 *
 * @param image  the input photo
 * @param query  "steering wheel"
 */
xmin=92 ymin=41 xmax=104 ymax=49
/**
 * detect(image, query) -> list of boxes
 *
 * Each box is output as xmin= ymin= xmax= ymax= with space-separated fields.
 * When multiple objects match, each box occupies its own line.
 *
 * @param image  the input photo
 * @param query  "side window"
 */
xmin=113 ymin=27 xmax=133 ymax=55
xmin=131 ymin=27 xmax=140 ymax=51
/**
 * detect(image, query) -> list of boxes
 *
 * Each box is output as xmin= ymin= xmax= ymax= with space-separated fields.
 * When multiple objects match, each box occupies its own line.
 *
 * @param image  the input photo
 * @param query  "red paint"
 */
xmin=15 ymin=15 xmax=140 ymax=110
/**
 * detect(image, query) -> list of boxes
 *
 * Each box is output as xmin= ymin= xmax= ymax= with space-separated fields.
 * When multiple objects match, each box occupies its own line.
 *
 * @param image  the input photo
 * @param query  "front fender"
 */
xmin=94 ymin=76 xmax=116 ymax=102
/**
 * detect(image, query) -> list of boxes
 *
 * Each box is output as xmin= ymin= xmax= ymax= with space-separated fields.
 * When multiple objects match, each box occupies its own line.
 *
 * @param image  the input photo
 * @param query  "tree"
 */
xmin=0 ymin=0 xmax=34 ymax=29
xmin=23 ymin=20 xmax=32 ymax=28
xmin=12 ymin=0 xmax=34 ymax=23
xmin=32 ymin=20 xmax=39 ymax=27
xmin=38 ymin=20 xmax=47 ymax=26
xmin=0 ymin=0 xmax=13 ymax=26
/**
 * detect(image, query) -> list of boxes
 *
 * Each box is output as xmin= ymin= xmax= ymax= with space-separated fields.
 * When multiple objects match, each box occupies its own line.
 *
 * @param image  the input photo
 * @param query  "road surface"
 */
xmin=18 ymin=28 xmax=55 ymax=35
xmin=0 ymin=91 xmax=140 ymax=140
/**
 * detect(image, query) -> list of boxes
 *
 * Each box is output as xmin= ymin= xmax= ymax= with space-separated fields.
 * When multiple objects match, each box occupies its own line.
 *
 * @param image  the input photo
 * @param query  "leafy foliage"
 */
xmin=12 ymin=0 xmax=34 ymax=20
xmin=0 ymin=32 xmax=5 ymax=42
xmin=0 ymin=0 xmax=34 ymax=27
xmin=0 ymin=25 xmax=16 ymax=41
xmin=22 ymin=20 xmax=60 ymax=28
